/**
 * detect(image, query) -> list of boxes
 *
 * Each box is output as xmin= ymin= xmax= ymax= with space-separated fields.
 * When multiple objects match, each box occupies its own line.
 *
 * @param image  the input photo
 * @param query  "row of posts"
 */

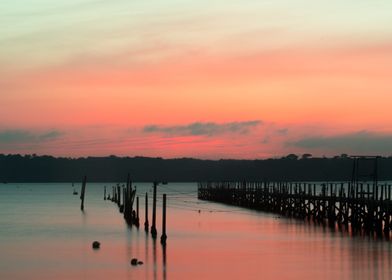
xmin=105 ymin=178 xmax=167 ymax=244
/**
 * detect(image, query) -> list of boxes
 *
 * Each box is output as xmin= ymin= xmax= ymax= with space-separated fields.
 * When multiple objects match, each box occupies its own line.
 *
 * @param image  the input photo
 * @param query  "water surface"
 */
xmin=0 ymin=183 xmax=391 ymax=279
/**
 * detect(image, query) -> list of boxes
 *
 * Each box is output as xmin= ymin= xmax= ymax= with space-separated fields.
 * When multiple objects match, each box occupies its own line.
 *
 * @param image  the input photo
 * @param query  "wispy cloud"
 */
xmin=0 ymin=129 xmax=63 ymax=144
xmin=143 ymin=121 xmax=262 ymax=137
xmin=289 ymin=131 xmax=392 ymax=154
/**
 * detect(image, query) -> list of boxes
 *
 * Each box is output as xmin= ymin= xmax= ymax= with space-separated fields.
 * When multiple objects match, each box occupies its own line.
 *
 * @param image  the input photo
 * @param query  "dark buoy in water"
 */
xmin=92 ymin=241 xmax=100 ymax=249
xmin=130 ymin=258 xmax=138 ymax=266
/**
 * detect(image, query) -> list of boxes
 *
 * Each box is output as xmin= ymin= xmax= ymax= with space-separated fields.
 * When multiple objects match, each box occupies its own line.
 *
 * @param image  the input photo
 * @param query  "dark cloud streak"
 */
xmin=289 ymin=131 xmax=392 ymax=154
xmin=143 ymin=121 xmax=262 ymax=136
xmin=0 ymin=129 xmax=63 ymax=144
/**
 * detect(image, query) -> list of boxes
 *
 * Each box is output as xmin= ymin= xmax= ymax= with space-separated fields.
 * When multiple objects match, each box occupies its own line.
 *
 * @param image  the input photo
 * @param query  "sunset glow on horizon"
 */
xmin=1 ymin=1 xmax=392 ymax=158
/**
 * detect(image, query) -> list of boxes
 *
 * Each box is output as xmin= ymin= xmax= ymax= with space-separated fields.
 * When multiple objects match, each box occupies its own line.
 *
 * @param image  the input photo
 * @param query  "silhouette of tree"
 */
xmin=301 ymin=153 xmax=312 ymax=159
xmin=0 ymin=154 xmax=391 ymax=182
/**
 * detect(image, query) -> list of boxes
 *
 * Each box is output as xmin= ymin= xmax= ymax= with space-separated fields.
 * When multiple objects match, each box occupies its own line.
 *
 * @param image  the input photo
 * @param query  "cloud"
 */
xmin=0 ymin=130 xmax=34 ymax=144
xmin=38 ymin=130 xmax=62 ymax=141
xmin=143 ymin=121 xmax=262 ymax=137
xmin=0 ymin=129 xmax=63 ymax=144
xmin=289 ymin=131 xmax=392 ymax=154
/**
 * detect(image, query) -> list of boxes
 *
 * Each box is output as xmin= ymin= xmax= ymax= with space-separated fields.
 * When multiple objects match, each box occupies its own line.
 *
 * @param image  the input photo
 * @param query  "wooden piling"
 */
xmin=80 ymin=176 xmax=87 ymax=211
xmin=123 ymin=186 xmax=128 ymax=221
xmin=119 ymin=187 xmax=125 ymax=213
xmin=117 ymin=185 xmax=121 ymax=208
xmin=151 ymin=182 xmax=158 ymax=238
xmin=135 ymin=196 xmax=140 ymax=227
xmin=144 ymin=192 xmax=149 ymax=232
xmin=161 ymin=194 xmax=167 ymax=245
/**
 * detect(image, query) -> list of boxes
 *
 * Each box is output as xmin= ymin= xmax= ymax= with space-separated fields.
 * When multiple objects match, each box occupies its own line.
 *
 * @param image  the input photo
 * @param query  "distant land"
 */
xmin=0 ymin=154 xmax=391 ymax=183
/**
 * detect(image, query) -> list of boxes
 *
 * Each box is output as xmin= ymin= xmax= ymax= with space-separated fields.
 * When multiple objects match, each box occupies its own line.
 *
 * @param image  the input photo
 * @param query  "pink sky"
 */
xmin=1 ymin=1 xmax=392 ymax=158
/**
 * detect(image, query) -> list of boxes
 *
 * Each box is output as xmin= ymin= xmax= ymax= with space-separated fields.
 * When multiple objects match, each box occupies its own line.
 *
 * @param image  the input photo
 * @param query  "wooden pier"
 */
xmin=198 ymin=181 xmax=392 ymax=236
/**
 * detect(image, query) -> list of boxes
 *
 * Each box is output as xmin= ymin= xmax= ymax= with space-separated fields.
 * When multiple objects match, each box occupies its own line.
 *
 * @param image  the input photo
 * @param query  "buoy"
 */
xmin=92 ymin=241 xmax=100 ymax=249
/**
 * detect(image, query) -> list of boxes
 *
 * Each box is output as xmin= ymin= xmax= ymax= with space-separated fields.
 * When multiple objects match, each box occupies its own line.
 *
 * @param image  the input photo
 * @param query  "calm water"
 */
xmin=1 ymin=182 xmax=392 ymax=280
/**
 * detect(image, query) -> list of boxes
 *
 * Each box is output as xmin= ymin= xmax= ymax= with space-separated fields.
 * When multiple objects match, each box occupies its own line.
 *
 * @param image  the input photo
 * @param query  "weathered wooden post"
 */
xmin=127 ymin=174 xmax=132 ymax=211
xmin=117 ymin=185 xmax=121 ymax=208
xmin=124 ymin=173 xmax=130 ymax=219
xmin=120 ymin=187 xmax=125 ymax=213
xmin=161 ymin=194 xmax=167 ymax=245
xmin=104 ymin=186 xmax=106 ymax=200
xmin=144 ymin=192 xmax=149 ymax=232
xmin=80 ymin=176 xmax=87 ymax=211
xmin=123 ymin=186 xmax=128 ymax=221
xmin=151 ymin=182 xmax=158 ymax=238
xmin=135 ymin=196 xmax=140 ymax=227
xmin=129 ymin=185 xmax=134 ymax=217
xmin=125 ymin=184 xmax=131 ymax=222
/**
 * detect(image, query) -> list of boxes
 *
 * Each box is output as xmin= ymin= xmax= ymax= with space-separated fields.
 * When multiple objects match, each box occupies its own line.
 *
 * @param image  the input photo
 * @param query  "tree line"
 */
xmin=0 ymin=154 xmax=391 ymax=183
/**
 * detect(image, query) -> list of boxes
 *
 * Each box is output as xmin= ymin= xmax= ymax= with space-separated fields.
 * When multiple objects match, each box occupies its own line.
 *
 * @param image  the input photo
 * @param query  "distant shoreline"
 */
xmin=1 ymin=154 xmax=392 ymax=182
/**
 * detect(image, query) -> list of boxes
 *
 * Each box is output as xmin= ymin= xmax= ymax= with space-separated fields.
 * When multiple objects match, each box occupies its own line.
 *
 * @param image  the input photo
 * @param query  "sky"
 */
xmin=1 ymin=0 xmax=392 ymax=159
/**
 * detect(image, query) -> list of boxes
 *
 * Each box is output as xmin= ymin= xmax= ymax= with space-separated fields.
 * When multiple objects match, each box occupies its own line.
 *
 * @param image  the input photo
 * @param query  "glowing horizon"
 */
xmin=1 ymin=1 xmax=392 ymax=159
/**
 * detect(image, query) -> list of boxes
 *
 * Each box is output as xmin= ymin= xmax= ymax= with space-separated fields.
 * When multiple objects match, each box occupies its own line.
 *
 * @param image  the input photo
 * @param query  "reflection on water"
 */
xmin=145 ymin=232 xmax=149 ymax=280
xmin=162 ymin=244 xmax=167 ymax=280
xmin=153 ymin=238 xmax=157 ymax=280
xmin=0 ymin=183 xmax=392 ymax=279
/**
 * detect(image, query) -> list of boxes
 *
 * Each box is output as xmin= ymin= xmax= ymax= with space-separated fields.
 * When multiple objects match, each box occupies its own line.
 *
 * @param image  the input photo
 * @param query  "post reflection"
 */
xmin=144 ymin=233 xmax=149 ymax=279
xmin=153 ymin=238 xmax=157 ymax=280
xmin=162 ymin=244 xmax=167 ymax=280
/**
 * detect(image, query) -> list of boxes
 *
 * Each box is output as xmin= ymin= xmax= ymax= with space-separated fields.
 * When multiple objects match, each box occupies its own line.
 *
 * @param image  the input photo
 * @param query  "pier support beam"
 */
xmin=144 ymin=192 xmax=149 ymax=232
xmin=151 ymin=182 xmax=158 ymax=238
xmin=161 ymin=194 xmax=167 ymax=245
